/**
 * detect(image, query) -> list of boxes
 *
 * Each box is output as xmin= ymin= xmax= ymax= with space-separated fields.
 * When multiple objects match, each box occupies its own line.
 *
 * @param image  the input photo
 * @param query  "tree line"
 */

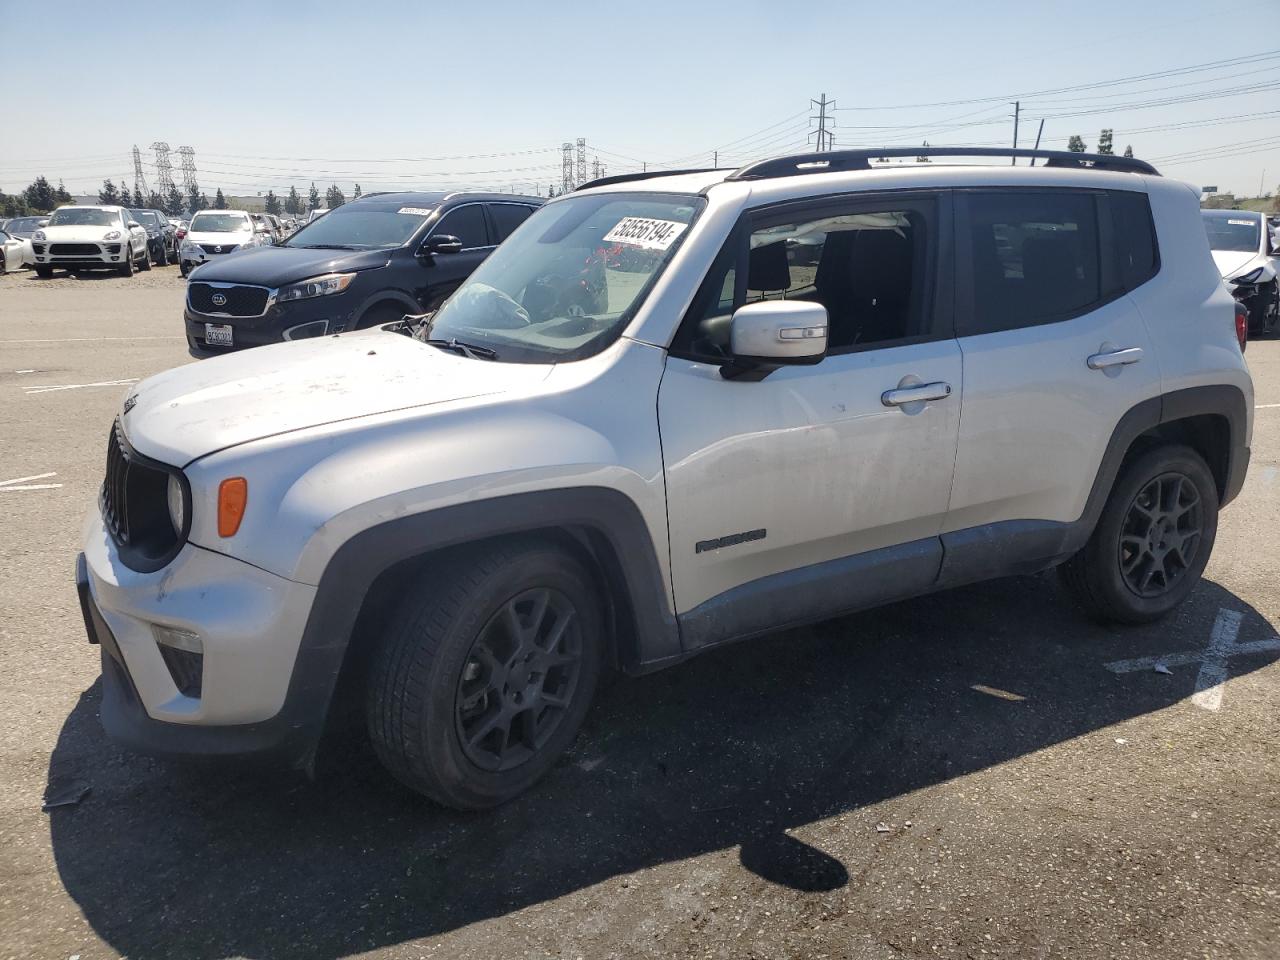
xmin=2 ymin=174 xmax=367 ymax=220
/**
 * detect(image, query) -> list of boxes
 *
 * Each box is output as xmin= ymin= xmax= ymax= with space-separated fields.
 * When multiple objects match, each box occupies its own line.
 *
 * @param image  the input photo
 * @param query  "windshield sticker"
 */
xmin=398 ymin=207 xmax=434 ymax=217
xmin=1227 ymin=219 xmax=1254 ymax=226
xmin=603 ymin=217 xmax=687 ymax=251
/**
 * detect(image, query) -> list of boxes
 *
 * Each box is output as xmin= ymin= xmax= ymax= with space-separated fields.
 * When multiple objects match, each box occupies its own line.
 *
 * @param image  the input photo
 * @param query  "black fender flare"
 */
xmin=278 ymin=488 xmax=680 ymax=764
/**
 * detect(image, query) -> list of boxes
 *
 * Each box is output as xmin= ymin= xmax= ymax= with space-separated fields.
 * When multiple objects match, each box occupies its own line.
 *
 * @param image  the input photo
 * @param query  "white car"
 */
xmin=0 ymin=227 xmax=34 ymax=272
xmin=179 ymin=209 xmax=268 ymax=277
xmin=1201 ymin=208 xmax=1278 ymax=334
xmin=306 ymin=208 xmax=330 ymax=224
xmin=78 ymin=147 xmax=1252 ymax=809
xmin=31 ymin=205 xmax=150 ymax=277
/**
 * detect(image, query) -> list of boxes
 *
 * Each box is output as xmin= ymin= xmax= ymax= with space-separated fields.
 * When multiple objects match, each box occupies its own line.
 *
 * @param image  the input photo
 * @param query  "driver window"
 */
xmin=433 ymin=205 xmax=489 ymax=249
xmin=676 ymin=205 xmax=929 ymax=358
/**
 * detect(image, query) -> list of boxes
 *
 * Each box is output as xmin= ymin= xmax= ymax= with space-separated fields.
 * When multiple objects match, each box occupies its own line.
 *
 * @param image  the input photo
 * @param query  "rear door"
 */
xmin=943 ymin=188 xmax=1163 ymax=573
xmin=488 ymin=202 xmax=538 ymax=243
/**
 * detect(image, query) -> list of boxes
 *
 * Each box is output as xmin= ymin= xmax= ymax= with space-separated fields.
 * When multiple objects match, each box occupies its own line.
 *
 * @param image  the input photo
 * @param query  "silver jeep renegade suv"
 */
xmin=77 ymin=147 xmax=1252 ymax=809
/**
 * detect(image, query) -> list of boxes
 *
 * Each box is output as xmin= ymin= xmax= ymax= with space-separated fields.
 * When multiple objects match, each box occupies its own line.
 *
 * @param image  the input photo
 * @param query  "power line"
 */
xmin=832 ymin=49 xmax=1280 ymax=110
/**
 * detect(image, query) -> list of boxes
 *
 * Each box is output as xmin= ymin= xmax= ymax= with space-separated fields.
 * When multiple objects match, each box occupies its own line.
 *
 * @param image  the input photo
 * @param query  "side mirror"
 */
xmin=722 ymin=300 xmax=828 ymax=380
xmin=422 ymin=234 xmax=463 ymax=256
xmin=127 ymin=220 xmax=141 ymax=229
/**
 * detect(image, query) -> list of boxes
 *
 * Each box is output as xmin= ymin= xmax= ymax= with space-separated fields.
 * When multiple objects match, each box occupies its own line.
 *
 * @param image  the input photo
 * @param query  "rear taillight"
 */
xmin=176 ymin=228 xmax=186 ymax=240
xmin=1234 ymin=301 xmax=1248 ymax=353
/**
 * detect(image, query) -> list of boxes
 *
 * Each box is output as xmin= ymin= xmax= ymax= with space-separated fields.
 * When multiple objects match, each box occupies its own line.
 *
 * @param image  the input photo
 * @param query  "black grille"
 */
xmin=50 ymin=243 xmax=101 ymax=255
xmin=101 ymin=420 xmax=185 ymax=571
xmin=199 ymin=243 xmax=239 ymax=255
xmin=187 ymin=282 xmax=269 ymax=317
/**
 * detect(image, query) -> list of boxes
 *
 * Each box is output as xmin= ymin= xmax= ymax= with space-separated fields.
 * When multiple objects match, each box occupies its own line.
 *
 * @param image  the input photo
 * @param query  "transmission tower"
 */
xmin=150 ymin=142 xmax=174 ymax=196
xmin=177 ymin=146 xmax=198 ymax=192
xmin=561 ymin=142 xmax=575 ymax=193
xmin=809 ymin=94 xmax=835 ymax=152
xmin=590 ymin=157 xmax=607 ymax=182
xmin=575 ymin=138 xmax=587 ymax=188
xmin=131 ymin=145 xmax=150 ymax=199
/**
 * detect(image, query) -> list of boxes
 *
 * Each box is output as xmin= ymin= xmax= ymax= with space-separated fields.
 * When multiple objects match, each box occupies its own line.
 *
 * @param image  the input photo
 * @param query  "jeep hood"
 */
xmin=121 ymin=332 xmax=553 ymax=465
xmin=1211 ymin=249 xmax=1260 ymax=280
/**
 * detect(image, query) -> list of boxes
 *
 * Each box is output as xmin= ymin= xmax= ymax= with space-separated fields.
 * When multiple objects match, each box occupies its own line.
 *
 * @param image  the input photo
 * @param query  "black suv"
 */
xmin=128 ymin=209 xmax=177 ymax=266
xmin=183 ymin=191 xmax=541 ymax=354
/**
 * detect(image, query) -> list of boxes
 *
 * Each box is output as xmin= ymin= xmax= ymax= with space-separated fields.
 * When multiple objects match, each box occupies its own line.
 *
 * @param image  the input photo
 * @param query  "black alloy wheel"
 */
xmin=1118 ymin=472 xmax=1203 ymax=598
xmin=454 ymin=587 xmax=584 ymax=773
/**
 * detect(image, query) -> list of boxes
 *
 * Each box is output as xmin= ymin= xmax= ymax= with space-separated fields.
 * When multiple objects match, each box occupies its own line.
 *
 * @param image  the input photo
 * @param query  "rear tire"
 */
xmin=366 ymin=539 xmax=604 ymax=809
xmin=180 ymin=261 xmax=191 ymax=278
xmin=154 ymin=241 xmax=168 ymax=267
xmin=138 ymin=244 xmax=151 ymax=271
xmin=1060 ymin=444 xmax=1218 ymax=623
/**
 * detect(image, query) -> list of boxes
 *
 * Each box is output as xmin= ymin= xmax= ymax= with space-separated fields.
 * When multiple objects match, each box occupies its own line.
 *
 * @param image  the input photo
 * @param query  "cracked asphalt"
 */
xmin=1 ymin=265 xmax=1278 ymax=959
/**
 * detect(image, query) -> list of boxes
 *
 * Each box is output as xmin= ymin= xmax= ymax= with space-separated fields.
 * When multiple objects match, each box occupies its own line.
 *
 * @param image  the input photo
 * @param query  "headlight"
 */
xmin=103 ymin=230 xmax=121 ymax=241
xmin=1232 ymin=267 xmax=1264 ymax=285
xmin=277 ymin=273 xmax=356 ymax=303
xmin=166 ymin=473 xmax=186 ymax=535
xmin=33 ymin=230 xmax=46 ymax=241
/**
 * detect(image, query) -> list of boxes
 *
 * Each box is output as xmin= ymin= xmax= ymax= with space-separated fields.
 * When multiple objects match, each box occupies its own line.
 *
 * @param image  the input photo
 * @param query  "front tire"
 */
xmin=35 ymin=265 xmax=53 ymax=278
xmin=118 ymin=246 xmax=135 ymax=277
xmin=1060 ymin=444 xmax=1218 ymax=623
xmin=366 ymin=539 xmax=604 ymax=809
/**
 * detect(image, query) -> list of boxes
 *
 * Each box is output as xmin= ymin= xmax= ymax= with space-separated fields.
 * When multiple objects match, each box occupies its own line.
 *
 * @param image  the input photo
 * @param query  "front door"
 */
xmin=658 ymin=192 xmax=961 ymax=648
xmin=417 ymin=203 xmax=495 ymax=311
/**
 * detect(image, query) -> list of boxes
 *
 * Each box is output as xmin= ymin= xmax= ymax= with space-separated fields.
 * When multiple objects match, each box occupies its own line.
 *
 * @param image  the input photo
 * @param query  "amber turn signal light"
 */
xmin=217 ymin=477 xmax=248 ymax=537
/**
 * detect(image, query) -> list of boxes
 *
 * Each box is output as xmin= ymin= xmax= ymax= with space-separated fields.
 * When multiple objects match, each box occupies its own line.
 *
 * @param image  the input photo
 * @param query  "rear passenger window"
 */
xmin=965 ymin=192 xmax=1100 ymax=335
xmin=490 ymin=204 xmax=535 ymax=242
xmin=1110 ymin=191 xmax=1158 ymax=291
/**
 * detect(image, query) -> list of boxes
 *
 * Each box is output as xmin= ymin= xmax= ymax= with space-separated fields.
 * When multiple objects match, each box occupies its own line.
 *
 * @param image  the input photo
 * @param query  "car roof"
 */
xmin=54 ymin=204 xmax=124 ymax=212
xmin=191 ymin=209 xmax=251 ymax=216
xmin=341 ymin=191 xmax=542 ymax=210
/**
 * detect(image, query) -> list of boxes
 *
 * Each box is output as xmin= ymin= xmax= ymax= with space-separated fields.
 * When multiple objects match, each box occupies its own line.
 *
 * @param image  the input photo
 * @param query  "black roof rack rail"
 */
xmin=575 ymin=168 xmax=720 ymax=191
xmin=728 ymin=147 xmax=1159 ymax=180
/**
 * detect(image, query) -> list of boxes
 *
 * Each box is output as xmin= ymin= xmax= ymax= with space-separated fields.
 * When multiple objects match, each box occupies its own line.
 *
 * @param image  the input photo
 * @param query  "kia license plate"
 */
xmin=204 ymin=323 xmax=234 ymax=347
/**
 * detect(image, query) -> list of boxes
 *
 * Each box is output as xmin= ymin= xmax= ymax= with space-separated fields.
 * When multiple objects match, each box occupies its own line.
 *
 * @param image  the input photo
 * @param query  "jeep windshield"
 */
xmin=284 ymin=205 xmax=434 ymax=250
xmin=1201 ymin=211 xmax=1260 ymax=253
xmin=48 ymin=209 xmax=118 ymax=227
xmin=190 ymin=213 xmax=251 ymax=233
xmin=426 ymin=193 xmax=704 ymax=363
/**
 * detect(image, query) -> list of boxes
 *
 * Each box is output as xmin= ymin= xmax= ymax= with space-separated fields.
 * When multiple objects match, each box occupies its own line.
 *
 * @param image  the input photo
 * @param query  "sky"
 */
xmin=2 ymin=0 xmax=1278 ymax=200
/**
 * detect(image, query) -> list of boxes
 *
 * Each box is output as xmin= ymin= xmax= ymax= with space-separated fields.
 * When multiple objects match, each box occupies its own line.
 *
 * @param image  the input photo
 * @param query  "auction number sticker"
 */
xmin=1228 ymin=219 xmax=1254 ymax=225
xmin=398 ymin=207 xmax=435 ymax=216
xmin=603 ymin=217 xmax=687 ymax=251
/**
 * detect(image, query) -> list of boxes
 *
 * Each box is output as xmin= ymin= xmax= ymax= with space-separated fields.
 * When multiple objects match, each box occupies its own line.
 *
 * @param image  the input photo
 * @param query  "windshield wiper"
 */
xmin=425 ymin=337 xmax=499 ymax=361
xmin=292 ymin=243 xmax=359 ymax=250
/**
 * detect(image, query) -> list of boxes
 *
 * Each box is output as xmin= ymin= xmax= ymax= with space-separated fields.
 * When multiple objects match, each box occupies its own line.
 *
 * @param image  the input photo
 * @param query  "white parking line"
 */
xmin=1105 ymin=606 xmax=1280 ymax=712
xmin=0 ymin=336 xmax=184 ymax=344
xmin=1257 ymin=403 xmax=1280 ymax=410
xmin=23 ymin=378 xmax=138 ymax=395
xmin=0 ymin=472 xmax=62 ymax=492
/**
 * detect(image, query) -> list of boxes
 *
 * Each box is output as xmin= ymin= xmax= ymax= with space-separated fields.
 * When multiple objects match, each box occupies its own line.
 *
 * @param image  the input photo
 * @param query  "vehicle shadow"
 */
xmin=47 ymin=573 xmax=1277 ymax=958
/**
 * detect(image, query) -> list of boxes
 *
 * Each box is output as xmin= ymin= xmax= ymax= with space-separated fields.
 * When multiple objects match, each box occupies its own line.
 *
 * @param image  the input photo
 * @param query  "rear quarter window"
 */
xmin=1109 ymin=191 xmax=1159 ymax=292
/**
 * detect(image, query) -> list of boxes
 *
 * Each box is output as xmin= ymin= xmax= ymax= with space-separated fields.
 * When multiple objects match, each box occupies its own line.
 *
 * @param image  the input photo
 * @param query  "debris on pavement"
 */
xmin=42 ymin=779 xmax=90 ymax=811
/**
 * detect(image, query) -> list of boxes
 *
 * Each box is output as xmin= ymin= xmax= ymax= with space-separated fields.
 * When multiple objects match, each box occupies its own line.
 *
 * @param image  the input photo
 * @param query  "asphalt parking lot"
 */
xmin=1 ymin=265 xmax=1279 ymax=960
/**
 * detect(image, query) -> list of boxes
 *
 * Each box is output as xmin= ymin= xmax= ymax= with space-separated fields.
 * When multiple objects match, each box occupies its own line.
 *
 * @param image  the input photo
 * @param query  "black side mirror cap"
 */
xmin=422 ymin=235 xmax=463 ymax=256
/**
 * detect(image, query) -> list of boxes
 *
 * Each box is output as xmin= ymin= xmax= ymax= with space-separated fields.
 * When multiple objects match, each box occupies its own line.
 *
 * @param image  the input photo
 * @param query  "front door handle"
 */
xmin=1087 ymin=346 xmax=1144 ymax=370
xmin=881 ymin=381 xmax=952 ymax=407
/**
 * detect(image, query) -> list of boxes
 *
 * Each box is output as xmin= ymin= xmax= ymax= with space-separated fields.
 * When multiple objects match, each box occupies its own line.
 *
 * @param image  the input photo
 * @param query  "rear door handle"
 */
xmin=1087 ymin=347 xmax=1144 ymax=370
xmin=881 ymin=381 xmax=952 ymax=407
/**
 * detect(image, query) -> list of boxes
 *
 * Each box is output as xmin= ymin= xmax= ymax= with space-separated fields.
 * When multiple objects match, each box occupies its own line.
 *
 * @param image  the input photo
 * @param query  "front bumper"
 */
xmin=33 ymin=242 xmax=126 ymax=266
xmin=78 ymin=506 xmax=325 ymax=765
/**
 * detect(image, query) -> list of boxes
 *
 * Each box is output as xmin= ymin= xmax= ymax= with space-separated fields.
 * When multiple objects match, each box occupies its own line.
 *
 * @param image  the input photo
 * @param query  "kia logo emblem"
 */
xmin=214 ymin=245 xmax=222 ymax=253
xmin=211 ymin=293 xmax=227 ymax=307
